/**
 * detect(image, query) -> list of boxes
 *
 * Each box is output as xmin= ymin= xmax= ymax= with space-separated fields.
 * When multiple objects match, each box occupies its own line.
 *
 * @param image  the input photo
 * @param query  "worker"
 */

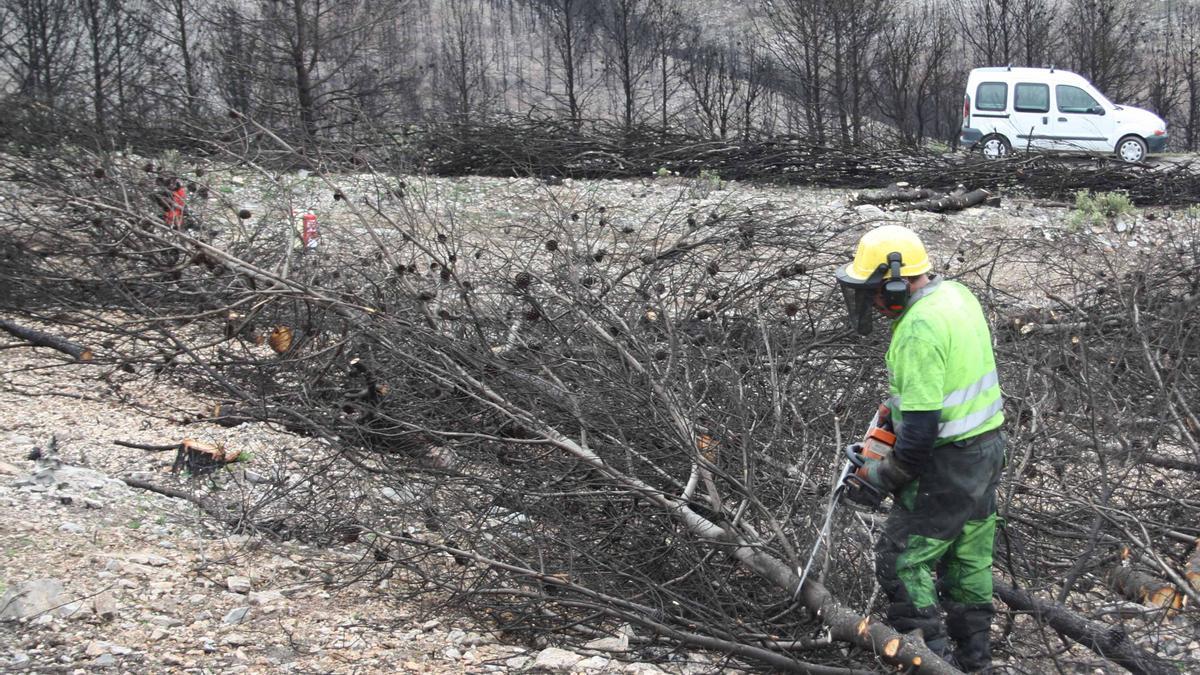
xmin=833 ymin=224 xmax=1005 ymax=672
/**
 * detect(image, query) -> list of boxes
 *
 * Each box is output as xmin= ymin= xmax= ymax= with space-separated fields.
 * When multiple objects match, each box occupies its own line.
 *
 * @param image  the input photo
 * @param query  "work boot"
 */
xmin=923 ymin=634 xmax=957 ymax=665
xmin=944 ymin=600 xmax=994 ymax=671
xmin=886 ymin=602 xmax=954 ymax=661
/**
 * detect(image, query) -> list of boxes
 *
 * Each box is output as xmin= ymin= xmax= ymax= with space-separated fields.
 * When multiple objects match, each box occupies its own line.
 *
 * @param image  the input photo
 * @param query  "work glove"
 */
xmin=855 ymin=453 xmax=915 ymax=494
xmin=841 ymin=444 xmax=883 ymax=508
xmin=841 ymin=444 xmax=914 ymax=508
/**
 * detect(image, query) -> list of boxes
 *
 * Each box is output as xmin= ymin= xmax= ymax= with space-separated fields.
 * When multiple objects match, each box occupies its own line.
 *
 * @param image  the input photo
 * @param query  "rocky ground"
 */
xmin=203 ymin=167 xmax=1186 ymax=304
xmin=0 ymin=346 xmax=725 ymax=674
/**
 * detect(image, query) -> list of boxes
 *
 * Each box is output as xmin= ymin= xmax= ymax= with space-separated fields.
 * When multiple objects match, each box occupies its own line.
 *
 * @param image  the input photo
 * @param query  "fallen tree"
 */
xmin=993 ymin=582 xmax=1177 ymax=675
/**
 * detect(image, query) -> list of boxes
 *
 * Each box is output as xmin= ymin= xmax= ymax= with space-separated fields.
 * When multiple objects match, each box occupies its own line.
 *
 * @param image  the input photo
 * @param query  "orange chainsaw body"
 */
xmin=861 ymin=426 xmax=896 ymax=461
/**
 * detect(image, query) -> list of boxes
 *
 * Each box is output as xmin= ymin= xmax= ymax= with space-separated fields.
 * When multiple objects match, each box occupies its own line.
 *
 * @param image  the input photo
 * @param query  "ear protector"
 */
xmin=880 ymin=252 xmax=909 ymax=313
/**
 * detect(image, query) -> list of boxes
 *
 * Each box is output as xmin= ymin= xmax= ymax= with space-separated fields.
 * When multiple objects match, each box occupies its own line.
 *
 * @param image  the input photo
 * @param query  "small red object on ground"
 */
xmin=164 ymin=186 xmax=186 ymax=228
xmin=302 ymin=213 xmax=319 ymax=248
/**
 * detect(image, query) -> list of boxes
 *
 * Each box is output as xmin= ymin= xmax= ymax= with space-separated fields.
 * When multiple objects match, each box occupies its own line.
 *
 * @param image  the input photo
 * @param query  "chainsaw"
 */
xmin=794 ymin=405 xmax=896 ymax=596
xmin=840 ymin=405 xmax=897 ymax=509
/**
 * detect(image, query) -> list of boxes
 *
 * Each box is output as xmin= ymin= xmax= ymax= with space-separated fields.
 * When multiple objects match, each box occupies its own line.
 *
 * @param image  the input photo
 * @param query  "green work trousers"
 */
xmin=875 ymin=430 xmax=1005 ymax=671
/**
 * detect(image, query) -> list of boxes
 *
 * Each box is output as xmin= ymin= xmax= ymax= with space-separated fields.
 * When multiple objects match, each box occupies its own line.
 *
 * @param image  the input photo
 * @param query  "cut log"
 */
xmin=0 ymin=319 xmax=93 ymax=361
xmin=1135 ymin=453 xmax=1200 ymax=474
xmin=894 ymin=188 xmax=993 ymax=213
xmin=113 ymin=438 xmax=240 ymax=475
xmin=1108 ymin=566 xmax=1184 ymax=612
xmin=174 ymin=439 xmax=240 ymax=474
xmin=722 ymin=533 xmax=958 ymax=673
xmin=468 ymin=422 xmax=963 ymax=672
xmin=993 ymin=580 xmax=1176 ymax=675
xmin=850 ymin=184 xmax=935 ymax=206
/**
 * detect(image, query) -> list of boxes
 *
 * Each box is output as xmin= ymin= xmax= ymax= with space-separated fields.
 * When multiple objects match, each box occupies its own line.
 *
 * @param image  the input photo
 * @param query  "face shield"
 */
xmin=834 ymin=259 xmax=893 ymax=336
xmin=839 ymin=283 xmax=879 ymax=335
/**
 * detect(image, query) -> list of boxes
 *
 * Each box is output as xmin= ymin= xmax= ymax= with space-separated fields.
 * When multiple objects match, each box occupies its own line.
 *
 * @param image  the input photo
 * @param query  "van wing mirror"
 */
xmin=1090 ymin=105 xmax=1106 ymax=116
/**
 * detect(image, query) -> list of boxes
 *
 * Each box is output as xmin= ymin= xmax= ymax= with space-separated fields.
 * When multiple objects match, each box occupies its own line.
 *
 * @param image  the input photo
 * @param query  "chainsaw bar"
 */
xmin=794 ymin=410 xmax=884 ymax=599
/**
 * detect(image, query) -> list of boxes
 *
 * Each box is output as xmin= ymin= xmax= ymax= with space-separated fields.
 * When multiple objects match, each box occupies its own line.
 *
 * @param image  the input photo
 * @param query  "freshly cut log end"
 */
xmin=882 ymin=637 xmax=900 ymax=658
xmin=181 ymin=439 xmax=239 ymax=462
xmin=1147 ymin=587 xmax=1183 ymax=611
xmin=174 ymin=439 xmax=240 ymax=475
xmin=1109 ymin=566 xmax=1183 ymax=611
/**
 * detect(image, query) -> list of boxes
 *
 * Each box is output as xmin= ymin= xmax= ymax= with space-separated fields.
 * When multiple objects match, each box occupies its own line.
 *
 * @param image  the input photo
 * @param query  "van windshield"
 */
xmin=1056 ymin=85 xmax=1101 ymax=113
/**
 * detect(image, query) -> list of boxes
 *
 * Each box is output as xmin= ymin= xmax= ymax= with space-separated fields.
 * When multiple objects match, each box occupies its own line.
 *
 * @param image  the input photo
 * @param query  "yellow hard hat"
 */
xmin=836 ymin=225 xmax=931 ymax=285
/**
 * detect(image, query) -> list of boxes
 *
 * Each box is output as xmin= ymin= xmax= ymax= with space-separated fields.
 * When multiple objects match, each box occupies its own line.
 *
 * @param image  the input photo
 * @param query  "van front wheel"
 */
xmin=980 ymin=135 xmax=1012 ymax=160
xmin=1116 ymin=136 xmax=1147 ymax=162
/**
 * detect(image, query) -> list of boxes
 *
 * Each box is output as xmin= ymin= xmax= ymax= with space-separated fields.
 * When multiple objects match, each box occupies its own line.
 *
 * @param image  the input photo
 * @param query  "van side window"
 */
xmin=976 ymin=82 xmax=1007 ymax=111
xmin=1014 ymin=83 xmax=1050 ymax=113
xmin=1056 ymin=85 xmax=1100 ymax=113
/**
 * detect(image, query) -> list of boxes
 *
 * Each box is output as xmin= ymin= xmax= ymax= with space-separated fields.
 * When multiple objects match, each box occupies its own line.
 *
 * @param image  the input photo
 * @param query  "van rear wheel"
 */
xmin=1116 ymin=136 xmax=1147 ymax=163
xmin=980 ymin=135 xmax=1012 ymax=160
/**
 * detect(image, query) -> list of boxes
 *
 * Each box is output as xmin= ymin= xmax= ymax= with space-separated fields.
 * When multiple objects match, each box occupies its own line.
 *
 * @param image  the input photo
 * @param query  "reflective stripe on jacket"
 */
xmin=886 ymin=278 xmax=1004 ymax=445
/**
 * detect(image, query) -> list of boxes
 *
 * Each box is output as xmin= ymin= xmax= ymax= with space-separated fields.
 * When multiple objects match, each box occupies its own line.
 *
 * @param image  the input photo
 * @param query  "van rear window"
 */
xmin=1014 ymin=83 xmax=1050 ymax=113
xmin=976 ymin=82 xmax=1007 ymax=111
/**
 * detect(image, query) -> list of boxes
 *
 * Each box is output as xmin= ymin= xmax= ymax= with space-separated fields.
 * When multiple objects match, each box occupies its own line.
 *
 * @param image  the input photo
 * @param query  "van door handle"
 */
xmin=1058 ymin=117 xmax=1068 ymax=122
xmin=1043 ymin=116 xmax=1048 ymax=124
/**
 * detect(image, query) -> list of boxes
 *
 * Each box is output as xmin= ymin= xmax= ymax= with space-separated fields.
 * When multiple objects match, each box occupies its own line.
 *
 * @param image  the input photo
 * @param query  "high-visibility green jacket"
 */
xmin=886 ymin=278 xmax=1004 ymax=444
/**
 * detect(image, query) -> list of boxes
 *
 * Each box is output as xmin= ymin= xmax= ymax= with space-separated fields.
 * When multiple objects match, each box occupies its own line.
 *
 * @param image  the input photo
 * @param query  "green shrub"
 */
xmin=1069 ymin=190 xmax=1134 ymax=230
xmin=698 ymin=168 xmax=721 ymax=185
xmin=685 ymin=168 xmax=723 ymax=199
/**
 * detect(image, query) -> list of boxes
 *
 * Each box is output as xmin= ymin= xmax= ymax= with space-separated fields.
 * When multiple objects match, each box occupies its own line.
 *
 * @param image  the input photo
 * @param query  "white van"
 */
xmin=960 ymin=67 xmax=1167 ymax=162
